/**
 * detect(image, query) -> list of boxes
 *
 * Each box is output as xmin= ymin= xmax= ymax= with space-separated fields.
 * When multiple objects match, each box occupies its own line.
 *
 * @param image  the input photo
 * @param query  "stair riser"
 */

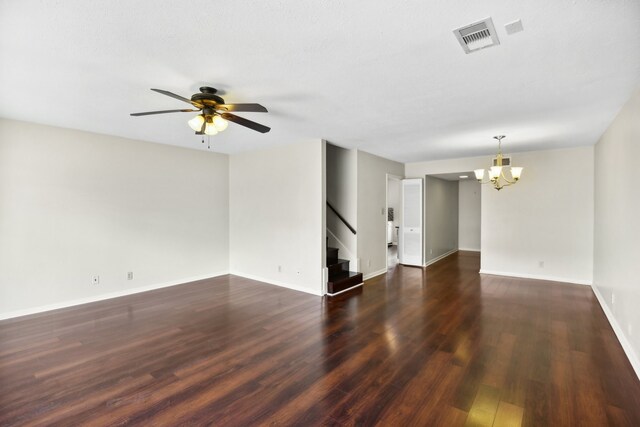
xmin=328 ymin=273 xmax=363 ymax=294
xmin=328 ymin=261 xmax=349 ymax=275
xmin=327 ymin=248 xmax=339 ymax=259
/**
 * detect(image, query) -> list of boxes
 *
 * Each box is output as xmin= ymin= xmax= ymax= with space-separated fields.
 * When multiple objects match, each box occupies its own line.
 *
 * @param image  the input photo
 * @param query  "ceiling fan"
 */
xmin=130 ymin=86 xmax=270 ymax=135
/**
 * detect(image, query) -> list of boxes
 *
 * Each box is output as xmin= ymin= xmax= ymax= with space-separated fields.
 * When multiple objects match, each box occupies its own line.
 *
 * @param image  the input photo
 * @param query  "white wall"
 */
xmin=0 ymin=119 xmax=229 ymax=318
xmin=406 ymin=145 xmax=594 ymax=284
xmin=424 ymin=176 xmax=458 ymax=263
xmin=326 ymin=143 xmax=357 ymax=262
xmin=593 ymin=88 xmax=640 ymax=377
xmin=458 ymin=180 xmax=481 ymax=251
xmin=357 ymin=150 xmax=404 ymax=278
xmin=229 ymin=140 xmax=324 ymax=295
xmin=481 ymin=147 xmax=593 ymax=283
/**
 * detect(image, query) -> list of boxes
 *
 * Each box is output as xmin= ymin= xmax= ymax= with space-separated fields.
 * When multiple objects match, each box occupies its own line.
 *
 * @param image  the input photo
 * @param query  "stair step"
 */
xmin=326 ymin=247 xmax=339 ymax=265
xmin=327 ymin=271 xmax=363 ymax=295
xmin=327 ymin=259 xmax=350 ymax=274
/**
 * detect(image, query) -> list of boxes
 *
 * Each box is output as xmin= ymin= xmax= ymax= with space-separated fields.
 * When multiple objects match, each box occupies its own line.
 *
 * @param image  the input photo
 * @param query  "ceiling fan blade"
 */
xmin=222 ymin=113 xmax=271 ymax=133
xmin=217 ymin=103 xmax=268 ymax=113
xmin=150 ymin=88 xmax=203 ymax=108
xmin=130 ymin=109 xmax=200 ymax=116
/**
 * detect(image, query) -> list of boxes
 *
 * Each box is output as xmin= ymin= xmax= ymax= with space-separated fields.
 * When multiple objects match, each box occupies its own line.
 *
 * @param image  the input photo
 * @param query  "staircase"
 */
xmin=326 ymin=245 xmax=363 ymax=295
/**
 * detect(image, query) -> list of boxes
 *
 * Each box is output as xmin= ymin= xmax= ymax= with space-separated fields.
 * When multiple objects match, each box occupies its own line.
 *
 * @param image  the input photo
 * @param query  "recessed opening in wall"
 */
xmin=386 ymin=174 xmax=403 ymax=270
xmin=425 ymin=172 xmax=481 ymax=266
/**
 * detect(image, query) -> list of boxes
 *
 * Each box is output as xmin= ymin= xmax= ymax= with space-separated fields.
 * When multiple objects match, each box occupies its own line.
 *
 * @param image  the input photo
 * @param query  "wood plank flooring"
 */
xmin=1 ymin=251 xmax=639 ymax=426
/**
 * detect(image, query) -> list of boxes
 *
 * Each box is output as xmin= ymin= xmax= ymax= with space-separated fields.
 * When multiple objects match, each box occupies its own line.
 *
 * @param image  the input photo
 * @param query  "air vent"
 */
xmin=454 ymin=17 xmax=500 ymax=54
xmin=505 ymin=19 xmax=524 ymax=35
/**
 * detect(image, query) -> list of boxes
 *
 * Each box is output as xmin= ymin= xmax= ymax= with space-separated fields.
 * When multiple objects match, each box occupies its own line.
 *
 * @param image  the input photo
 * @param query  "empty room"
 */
xmin=1 ymin=1 xmax=640 ymax=426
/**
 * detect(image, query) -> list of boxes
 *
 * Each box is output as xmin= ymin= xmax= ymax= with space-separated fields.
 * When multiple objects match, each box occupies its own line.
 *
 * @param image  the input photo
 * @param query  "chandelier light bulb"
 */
xmin=212 ymin=115 xmax=229 ymax=132
xmin=188 ymin=114 xmax=205 ymax=131
xmin=474 ymin=169 xmax=485 ymax=181
xmin=489 ymin=166 xmax=502 ymax=180
xmin=204 ymin=121 xmax=218 ymax=136
xmin=511 ymin=167 xmax=523 ymax=180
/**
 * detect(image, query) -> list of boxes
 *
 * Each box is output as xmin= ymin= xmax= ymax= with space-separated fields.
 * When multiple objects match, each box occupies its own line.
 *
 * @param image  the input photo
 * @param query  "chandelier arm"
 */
xmin=477 ymin=179 xmax=494 ymax=185
xmin=500 ymin=170 xmax=517 ymax=185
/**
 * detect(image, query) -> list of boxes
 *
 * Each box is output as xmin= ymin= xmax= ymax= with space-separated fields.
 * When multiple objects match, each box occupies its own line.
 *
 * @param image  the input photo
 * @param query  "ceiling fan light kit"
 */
xmin=474 ymin=135 xmax=524 ymax=191
xmin=204 ymin=119 xmax=218 ymax=136
xmin=187 ymin=114 xmax=205 ymax=131
xmin=131 ymin=86 xmax=270 ymax=144
xmin=212 ymin=115 xmax=229 ymax=131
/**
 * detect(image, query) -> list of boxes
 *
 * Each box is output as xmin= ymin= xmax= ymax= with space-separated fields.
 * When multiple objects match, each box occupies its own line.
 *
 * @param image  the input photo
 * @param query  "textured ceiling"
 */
xmin=1 ymin=0 xmax=639 ymax=162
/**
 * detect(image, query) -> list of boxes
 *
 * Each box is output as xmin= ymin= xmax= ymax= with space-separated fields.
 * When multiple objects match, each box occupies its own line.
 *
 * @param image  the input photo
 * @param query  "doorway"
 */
xmin=386 ymin=174 xmax=402 ymax=270
xmin=425 ymin=172 xmax=481 ymax=265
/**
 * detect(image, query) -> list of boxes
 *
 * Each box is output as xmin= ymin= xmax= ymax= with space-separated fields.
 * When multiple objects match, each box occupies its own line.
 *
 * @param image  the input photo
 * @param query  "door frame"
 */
xmin=385 ymin=173 xmax=404 ymax=271
xmin=399 ymin=177 xmax=424 ymax=267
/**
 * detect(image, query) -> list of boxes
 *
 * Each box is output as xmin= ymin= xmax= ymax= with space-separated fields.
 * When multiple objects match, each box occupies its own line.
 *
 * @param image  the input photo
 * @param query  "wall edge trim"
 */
xmin=229 ymin=271 xmax=323 ymax=296
xmin=424 ymin=249 xmax=458 ymax=267
xmin=479 ymin=269 xmax=592 ymax=286
xmin=591 ymin=284 xmax=640 ymax=380
xmin=364 ymin=268 xmax=388 ymax=281
xmin=0 ymin=271 xmax=230 ymax=321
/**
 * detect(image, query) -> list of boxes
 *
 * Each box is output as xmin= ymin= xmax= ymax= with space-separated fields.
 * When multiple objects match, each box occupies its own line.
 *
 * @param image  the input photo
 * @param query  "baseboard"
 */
xmin=327 ymin=282 xmax=363 ymax=296
xmin=424 ymin=249 xmax=458 ymax=267
xmin=591 ymin=285 xmax=640 ymax=380
xmin=458 ymin=248 xmax=480 ymax=252
xmin=229 ymin=271 xmax=323 ymax=296
xmin=0 ymin=271 xmax=230 ymax=321
xmin=479 ymin=269 xmax=592 ymax=286
xmin=364 ymin=268 xmax=387 ymax=281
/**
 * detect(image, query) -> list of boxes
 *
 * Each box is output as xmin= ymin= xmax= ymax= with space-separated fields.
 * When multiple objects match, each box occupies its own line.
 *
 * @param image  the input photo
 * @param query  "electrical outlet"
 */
xmin=538 ymin=261 xmax=544 ymax=268
xmin=127 ymin=272 xmax=133 ymax=280
xmin=92 ymin=275 xmax=99 ymax=285
xmin=430 ymin=249 xmax=433 ymax=255
xmin=277 ymin=265 xmax=282 ymax=273
xmin=367 ymin=259 xmax=371 ymax=267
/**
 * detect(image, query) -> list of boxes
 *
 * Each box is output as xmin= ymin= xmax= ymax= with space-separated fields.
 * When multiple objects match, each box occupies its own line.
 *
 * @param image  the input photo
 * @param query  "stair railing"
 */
xmin=326 ymin=201 xmax=356 ymax=235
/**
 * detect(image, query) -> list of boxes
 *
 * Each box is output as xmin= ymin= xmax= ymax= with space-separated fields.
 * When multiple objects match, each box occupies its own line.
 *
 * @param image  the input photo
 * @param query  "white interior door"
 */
xmin=400 ymin=178 xmax=423 ymax=266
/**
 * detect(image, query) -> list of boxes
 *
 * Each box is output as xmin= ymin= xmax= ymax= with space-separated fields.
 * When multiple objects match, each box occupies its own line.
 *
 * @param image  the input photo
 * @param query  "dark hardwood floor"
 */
xmin=1 ymin=251 xmax=640 ymax=426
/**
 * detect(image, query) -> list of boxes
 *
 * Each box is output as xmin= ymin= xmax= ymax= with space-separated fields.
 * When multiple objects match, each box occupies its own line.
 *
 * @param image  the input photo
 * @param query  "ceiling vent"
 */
xmin=493 ymin=157 xmax=511 ymax=167
xmin=454 ymin=17 xmax=500 ymax=54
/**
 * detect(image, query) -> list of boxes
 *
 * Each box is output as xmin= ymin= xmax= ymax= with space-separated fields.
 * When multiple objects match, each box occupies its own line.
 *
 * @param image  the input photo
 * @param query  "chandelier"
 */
xmin=474 ymin=136 xmax=523 ymax=191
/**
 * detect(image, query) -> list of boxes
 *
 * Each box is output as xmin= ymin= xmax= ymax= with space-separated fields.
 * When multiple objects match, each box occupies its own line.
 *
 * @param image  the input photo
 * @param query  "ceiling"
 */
xmin=1 ymin=1 xmax=639 ymax=163
xmin=429 ymin=172 xmax=476 ymax=182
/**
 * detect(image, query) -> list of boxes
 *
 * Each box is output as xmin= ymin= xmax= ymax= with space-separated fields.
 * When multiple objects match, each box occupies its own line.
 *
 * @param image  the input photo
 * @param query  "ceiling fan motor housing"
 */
xmin=191 ymin=87 xmax=225 ymax=106
xmin=201 ymin=107 xmax=217 ymax=117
